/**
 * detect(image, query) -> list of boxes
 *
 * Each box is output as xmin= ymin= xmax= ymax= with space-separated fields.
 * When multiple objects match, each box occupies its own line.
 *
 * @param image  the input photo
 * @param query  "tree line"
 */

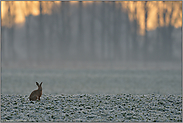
xmin=1 ymin=1 xmax=181 ymax=67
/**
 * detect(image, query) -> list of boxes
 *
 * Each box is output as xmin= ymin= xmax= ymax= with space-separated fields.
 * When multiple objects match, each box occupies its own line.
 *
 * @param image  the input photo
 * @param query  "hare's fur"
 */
xmin=29 ymin=82 xmax=43 ymax=101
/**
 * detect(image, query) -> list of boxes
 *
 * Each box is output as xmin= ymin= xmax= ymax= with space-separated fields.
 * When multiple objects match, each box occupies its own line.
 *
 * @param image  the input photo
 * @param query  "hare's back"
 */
xmin=30 ymin=90 xmax=38 ymax=96
xmin=29 ymin=90 xmax=39 ymax=100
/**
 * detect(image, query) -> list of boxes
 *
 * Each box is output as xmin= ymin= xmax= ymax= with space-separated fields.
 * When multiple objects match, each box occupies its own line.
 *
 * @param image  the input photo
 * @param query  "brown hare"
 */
xmin=29 ymin=82 xmax=43 ymax=101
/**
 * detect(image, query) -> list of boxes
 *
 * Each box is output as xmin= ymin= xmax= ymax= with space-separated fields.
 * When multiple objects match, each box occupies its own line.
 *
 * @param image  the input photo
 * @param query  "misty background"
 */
xmin=1 ymin=1 xmax=182 ymax=95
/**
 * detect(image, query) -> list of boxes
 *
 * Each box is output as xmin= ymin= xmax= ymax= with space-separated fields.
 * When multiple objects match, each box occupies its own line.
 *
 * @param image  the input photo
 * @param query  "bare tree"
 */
xmin=131 ymin=2 xmax=139 ymax=61
xmin=64 ymin=2 xmax=71 ymax=60
xmin=125 ymin=2 xmax=131 ymax=61
xmin=154 ymin=2 xmax=162 ymax=61
xmin=77 ymin=1 xmax=84 ymax=60
xmin=7 ymin=2 xmax=16 ymax=62
xmin=143 ymin=1 xmax=148 ymax=62
xmin=113 ymin=2 xmax=122 ymax=60
xmin=37 ymin=1 xmax=44 ymax=64
xmin=101 ymin=1 xmax=106 ymax=60
xmin=25 ymin=3 xmax=31 ymax=62
xmin=90 ymin=2 xmax=96 ymax=60
xmin=161 ymin=2 xmax=174 ymax=60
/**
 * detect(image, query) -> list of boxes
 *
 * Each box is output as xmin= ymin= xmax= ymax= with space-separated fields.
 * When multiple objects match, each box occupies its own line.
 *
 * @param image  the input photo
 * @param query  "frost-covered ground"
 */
xmin=1 ymin=68 xmax=182 ymax=121
xmin=1 ymin=94 xmax=182 ymax=122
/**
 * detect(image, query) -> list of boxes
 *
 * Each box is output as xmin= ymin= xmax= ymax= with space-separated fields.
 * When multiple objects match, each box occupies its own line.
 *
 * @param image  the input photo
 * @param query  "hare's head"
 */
xmin=36 ymin=82 xmax=43 ymax=91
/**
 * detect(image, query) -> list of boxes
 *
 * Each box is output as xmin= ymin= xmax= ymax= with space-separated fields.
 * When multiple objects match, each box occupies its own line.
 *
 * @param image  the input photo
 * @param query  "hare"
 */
xmin=29 ymin=82 xmax=43 ymax=101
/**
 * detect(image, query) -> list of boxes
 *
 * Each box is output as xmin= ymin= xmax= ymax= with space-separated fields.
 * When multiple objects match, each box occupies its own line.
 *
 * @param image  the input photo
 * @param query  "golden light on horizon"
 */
xmin=146 ymin=2 xmax=158 ymax=31
xmin=121 ymin=1 xmax=182 ymax=35
xmin=83 ymin=1 xmax=93 ymax=7
xmin=1 ymin=1 xmax=182 ymax=35
xmin=1 ymin=1 xmax=61 ymax=27
xmin=70 ymin=1 xmax=78 ymax=4
xmin=83 ymin=1 xmax=93 ymax=4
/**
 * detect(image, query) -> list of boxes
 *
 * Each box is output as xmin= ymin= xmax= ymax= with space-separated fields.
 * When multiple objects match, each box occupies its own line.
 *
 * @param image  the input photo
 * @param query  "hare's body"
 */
xmin=29 ymin=82 xmax=43 ymax=101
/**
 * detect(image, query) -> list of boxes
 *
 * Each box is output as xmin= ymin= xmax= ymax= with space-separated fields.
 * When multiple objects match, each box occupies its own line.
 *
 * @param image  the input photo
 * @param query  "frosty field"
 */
xmin=1 ymin=94 xmax=182 ymax=122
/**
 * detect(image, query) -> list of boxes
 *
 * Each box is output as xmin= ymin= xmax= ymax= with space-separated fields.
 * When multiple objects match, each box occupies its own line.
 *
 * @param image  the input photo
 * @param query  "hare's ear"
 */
xmin=36 ymin=82 xmax=39 ymax=87
xmin=40 ymin=82 xmax=43 ymax=86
